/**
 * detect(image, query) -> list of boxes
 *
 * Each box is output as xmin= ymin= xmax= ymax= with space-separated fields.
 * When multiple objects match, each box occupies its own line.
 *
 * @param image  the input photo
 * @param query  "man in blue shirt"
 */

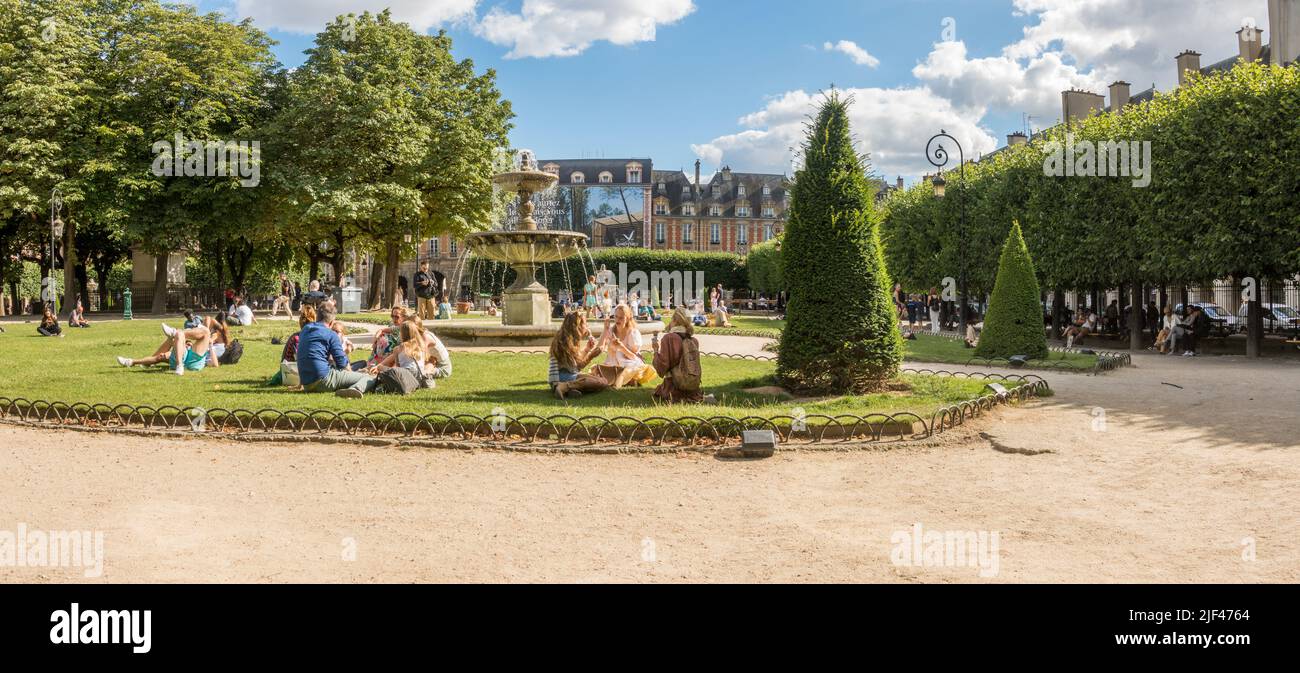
xmin=298 ymin=302 xmax=376 ymax=398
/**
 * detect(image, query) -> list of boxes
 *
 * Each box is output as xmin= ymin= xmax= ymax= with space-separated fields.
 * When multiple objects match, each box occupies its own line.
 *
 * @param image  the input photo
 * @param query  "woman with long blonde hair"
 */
xmin=548 ymin=311 xmax=607 ymax=400
xmin=595 ymin=303 xmax=651 ymax=388
xmin=371 ymin=320 xmax=427 ymax=380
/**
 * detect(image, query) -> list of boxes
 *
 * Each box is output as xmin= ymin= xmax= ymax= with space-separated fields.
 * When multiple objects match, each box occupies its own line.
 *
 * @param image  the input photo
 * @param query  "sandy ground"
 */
xmin=1 ymin=348 xmax=1297 ymax=583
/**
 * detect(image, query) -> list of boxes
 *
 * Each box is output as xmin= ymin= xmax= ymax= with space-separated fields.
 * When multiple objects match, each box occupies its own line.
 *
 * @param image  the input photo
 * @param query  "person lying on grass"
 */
xmin=116 ymin=322 xmax=215 ymax=375
xmin=548 ymin=311 xmax=609 ymax=401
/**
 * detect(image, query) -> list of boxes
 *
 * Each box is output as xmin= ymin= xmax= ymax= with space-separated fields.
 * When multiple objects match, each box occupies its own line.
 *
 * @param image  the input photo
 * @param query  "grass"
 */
xmin=0 ymin=319 xmax=1012 ymax=424
xmin=661 ymin=314 xmax=785 ymax=338
xmin=337 ymin=311 xmax=488 ymax=326
xmin=904 ymin=333 xmax=1098 ymax=369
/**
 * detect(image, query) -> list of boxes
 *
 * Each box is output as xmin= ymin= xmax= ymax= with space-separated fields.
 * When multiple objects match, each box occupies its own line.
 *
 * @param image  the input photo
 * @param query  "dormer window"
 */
xmin=598 ymin=171 xmax=613 ymax=184
xmin=571 ymin=172 xmax=585 ymax=184
xmin=737 ymin=185 xmax=746 ymax=197
xmin=763 ymin=185 xmax=772 ymax=196
xmin=625 ymin=162 xmax=643 ymax=183
xmin=682 ymin=203 xmax=695 ymax=216
xmin=762 ymin=206 xmax=775 ymax=218
xmin=654 ymin=200 xmax=668 ymax=215
xmin=736 ymin=205 xmax=750 ymax=217
xmin=709 ymin=205 xmax=722 ymax=217
xmin=542 ymin=163 xmax=560 ymax=175
xmin=710 ymin=185 xmax=719 ymax=197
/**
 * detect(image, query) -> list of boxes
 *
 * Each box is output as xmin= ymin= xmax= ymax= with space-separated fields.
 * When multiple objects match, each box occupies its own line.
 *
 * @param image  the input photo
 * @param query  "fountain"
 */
xmin=436 ymin=150 xmax=660 ymax=346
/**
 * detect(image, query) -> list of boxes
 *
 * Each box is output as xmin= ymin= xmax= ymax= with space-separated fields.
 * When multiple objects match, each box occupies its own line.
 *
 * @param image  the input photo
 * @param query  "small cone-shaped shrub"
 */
xmin=776 ymin=94 xmax=902 ymax=394
xmin=974 ymin=220 xmax=1049 ymax=359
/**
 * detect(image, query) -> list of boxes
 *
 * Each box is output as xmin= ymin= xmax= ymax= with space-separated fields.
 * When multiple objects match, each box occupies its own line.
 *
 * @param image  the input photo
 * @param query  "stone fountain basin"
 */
xmin=432 ymin=320 xmax=662 ymax=348
xmin=492 ymin=170 xmax=559 ymax=195
xmin=464 ymin=230 xmax=588 ymax=264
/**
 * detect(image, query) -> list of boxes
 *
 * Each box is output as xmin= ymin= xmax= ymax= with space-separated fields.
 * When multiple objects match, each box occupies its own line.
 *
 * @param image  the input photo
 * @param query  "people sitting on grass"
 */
xmin=1063 ymin=308 xmax=1096 ymax=348
xmin=594 ymin=304 xmax=653 ymax=389
xmin=406 ymin=314 xmax=452 ymax=381
xmin=281 ymin=305 xmax=315 ymax=363
xmin=116 ymin=322 xmax=214 ymax=375
xmin=362 ymin=306 xmax=406 ymax=370
xmin=68 ymin=298 xmax=89 ymax=328
xmin=297 ymin=302 xmax=376 ymax=398
xmin=651 ymin=307 xmax=711 ymax=404
xmin=548 ymin=312 xmax=608 ymax=401
xmin=712 ymin=297 xmax=733 ymax=328
xmin=227 ymin=296 xmax=256 ymax=326
xmin=37 ymin=307 xmax=63 ymax=337
xmin=367 ymin=321 xmax=431 ymax=384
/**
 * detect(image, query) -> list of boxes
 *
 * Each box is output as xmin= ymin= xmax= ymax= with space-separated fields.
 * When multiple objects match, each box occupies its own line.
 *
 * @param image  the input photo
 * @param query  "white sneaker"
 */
xmin=1066 ymin=336 xmax=1074 ymax=348
xmin=174 ymin=364 xmax=185 ymax=375
xmin=162 ymin=323 xmax=178 ymax=338
xmin=116 ymin=356 xmax=133 ymax=367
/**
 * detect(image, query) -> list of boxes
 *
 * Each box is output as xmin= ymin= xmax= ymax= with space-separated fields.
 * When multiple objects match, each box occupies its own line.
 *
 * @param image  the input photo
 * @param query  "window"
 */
xmin=654 ymin=201 xmax=668 ymax=215
xmin=710 ymin=222 xmax=721 ymax=244
xmin=571 ymin=172 xmax=585 ymax=184
xmin=656 ymin=222 xmax=665 ymax=244
xmin=763 ymin=185 xmax=772 ymax=196
xmin=626 ymin=163 xmax=642 ymax=183
xmin=430 ymin=238 xmax=440 ymax=256
xmin=738 ymin=225 xmax=748 ymax=245
xmin=683 ymin=223 xmax=693 ymax=243
xmin=682 ymin=203 xmax=695 ymax=216
xmin=710 ymin=185 xmax=719 ymax=197
xmin=762 ymin=206 xmax=775 ymax=218
xmin=763 ymin=225 xmax=773 ymax=241
xmin=543 ymin=163 xmax=560 ymax=175
xmin=736 ymin=205 xmax=750 ymax=217
xmin=680 ymin=187 xmax=692 ymax=200
xmin=709 ymin=205 xmax=721 ymax=217
xmin=450 ymin=239 xmax=458 ymax=256
xmin=737 ymin=185 xmax=746 ymax=197
xmin=598 ymin=171 xmax=613 ymax=183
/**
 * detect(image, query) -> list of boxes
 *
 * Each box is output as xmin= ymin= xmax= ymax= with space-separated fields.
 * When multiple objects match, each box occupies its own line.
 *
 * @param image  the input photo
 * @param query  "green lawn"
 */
xmin=661 ymin=314 xmax=785 ymax=337
xmin=336 ymin=311 xmax=487 ymax=326
xmin=0 ymin=319 xmax=1010 ymax=423
xmin=904 ymin=333 xmax=1098 ymax=369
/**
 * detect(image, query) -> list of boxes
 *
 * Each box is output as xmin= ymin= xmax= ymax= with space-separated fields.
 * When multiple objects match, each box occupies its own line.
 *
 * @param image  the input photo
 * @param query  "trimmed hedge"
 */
xmin=746 ymin=238 xmax=783 ymax=294
xmin=467 ymin=248 xmax=748 ymax=300
xmin=975 ymin=221 xmax=1048 ymax=359
xmin=776 ymin=93 xmax=902 ymax=394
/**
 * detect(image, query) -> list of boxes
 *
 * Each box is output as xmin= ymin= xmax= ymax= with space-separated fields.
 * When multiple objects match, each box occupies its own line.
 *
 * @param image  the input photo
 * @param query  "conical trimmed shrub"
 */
xmin=974 ymin=221 xmax=1049 ymax=359
xmin=776 ymin=94 xmax=902 ymax=394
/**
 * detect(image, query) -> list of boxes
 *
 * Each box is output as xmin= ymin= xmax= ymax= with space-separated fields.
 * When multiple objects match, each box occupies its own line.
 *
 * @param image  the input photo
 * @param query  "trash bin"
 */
xmin=337 ymin=286 xmax=362 ymax=314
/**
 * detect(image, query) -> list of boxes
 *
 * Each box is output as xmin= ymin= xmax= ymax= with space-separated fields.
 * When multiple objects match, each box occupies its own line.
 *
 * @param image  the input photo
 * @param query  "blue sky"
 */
xmin=194 ymin=1 xmax=1263 ymax=182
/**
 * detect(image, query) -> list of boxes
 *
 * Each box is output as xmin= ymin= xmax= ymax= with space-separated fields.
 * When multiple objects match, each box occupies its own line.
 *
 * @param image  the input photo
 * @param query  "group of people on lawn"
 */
xmin=111 ymin=280 xmax=710 ymax=404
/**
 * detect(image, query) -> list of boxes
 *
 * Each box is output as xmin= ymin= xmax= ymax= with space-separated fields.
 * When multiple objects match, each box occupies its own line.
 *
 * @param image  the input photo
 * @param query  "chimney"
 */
xmin=1108 ymin=81 xmax=1131 ymax=112
xmin=1006 ymin=131 xmax=1028 ymax=146
xmin=1238 ymin=24 xmax=1264 ymax=62
xmin=896 ymin=176 xmax=904 ymax=189
xmin=694 ymin=159 xmax=701 ymax=188
xmin=1176 ymin=50 xmax=1202 ymax=87
xmin=721 ymin=165 xmax=732 ymax=181
xmin=1270 ymin=0 xmax=1300 ymax=66
xmin=1061 ymin=89 xmax=1106 ymax=124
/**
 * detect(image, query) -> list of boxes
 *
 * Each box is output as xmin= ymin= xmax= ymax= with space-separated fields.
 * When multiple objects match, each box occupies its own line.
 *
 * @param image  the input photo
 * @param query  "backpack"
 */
xmin=668 ymin=335 xmax=702 ymax=392
xmin=377 ymin=367 xmax=420 ymax=395
xmin=219 ymin=339 xmax=244 ymax=365
xmin=928 ymin=297 xmax=940 ymax=312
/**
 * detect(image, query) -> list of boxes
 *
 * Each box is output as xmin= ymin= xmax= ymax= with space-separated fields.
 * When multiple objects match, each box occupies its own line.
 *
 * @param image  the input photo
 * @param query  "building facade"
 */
xmin=649 ymin=162 xmax=790 ymax=254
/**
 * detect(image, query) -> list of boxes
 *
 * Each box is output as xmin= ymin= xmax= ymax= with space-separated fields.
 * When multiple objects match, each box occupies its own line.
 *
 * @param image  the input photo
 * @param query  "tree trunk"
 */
xmin=1129 ymin=281 xmax=1144 ymax=351
xmin=60 ymin=219 xmax=77 ymax=319
xmin=383 ymin=241 xmax=399 ymax=309
xmin=1051 ymin=287 xmax=1063 ymax=340
xmin=367 ymin=258 xmax=385 ymax=310
xmin=8 ymin=281 xmax=18 ymax=316
xmin=150 ymin=253 xmax=169 ymax=314
xmin=1246 ymin=286 xmax=1262 ymax=358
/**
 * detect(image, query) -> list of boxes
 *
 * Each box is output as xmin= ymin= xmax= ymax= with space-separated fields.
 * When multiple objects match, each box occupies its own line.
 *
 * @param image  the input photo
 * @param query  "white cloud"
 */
xmin=233 ymin=0 xmax=477 ymax=34
xmin=696 ymin=0 xmax=1265 ymax=179
xmin=823 ymin=40 xmax=880 ymax=68
xmin=230 ymin=0 xmax=694 ymax=59
xmin=691 ymin=88 xmax=996 ymax=179
xmin=476 ymin=0 xmax=695 ymax=59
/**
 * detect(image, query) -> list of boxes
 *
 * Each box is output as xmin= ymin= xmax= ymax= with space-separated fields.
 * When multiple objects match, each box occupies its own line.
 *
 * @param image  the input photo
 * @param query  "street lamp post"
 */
xmin=48 ymin=186 xmax=65 ymax=312
xmin=925 ymin=130 xmax=968 ymax=331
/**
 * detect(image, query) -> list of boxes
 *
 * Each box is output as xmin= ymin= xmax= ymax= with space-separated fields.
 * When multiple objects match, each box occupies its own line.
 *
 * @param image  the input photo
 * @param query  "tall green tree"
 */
xmin=268 ymin=11 xmax=513 ymax=303
xmin=975 ymin=221 xmax=1048 ymax=358
xmin=777 ymin=94 xmax=902 ymax=394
